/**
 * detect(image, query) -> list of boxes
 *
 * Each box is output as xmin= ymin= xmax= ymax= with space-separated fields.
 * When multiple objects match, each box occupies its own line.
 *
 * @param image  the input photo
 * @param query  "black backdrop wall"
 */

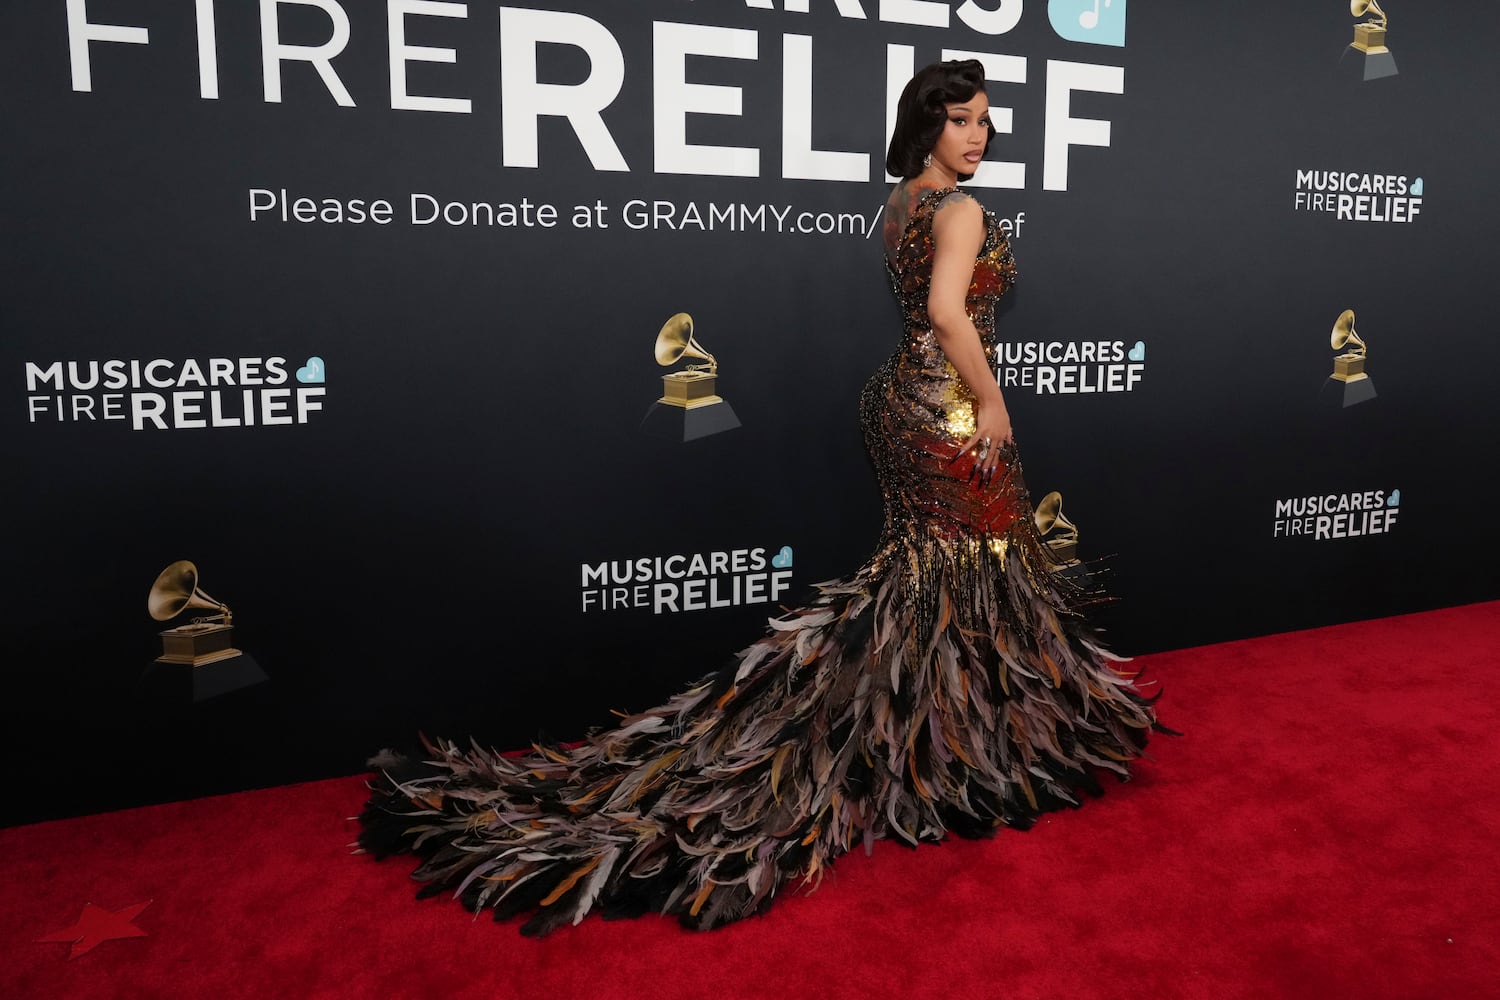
xmin=4 ymin=1 xmax=1498 ymax=825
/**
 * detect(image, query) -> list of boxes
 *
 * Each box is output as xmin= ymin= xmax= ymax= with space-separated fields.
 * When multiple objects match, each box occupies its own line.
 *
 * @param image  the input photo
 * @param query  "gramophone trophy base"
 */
xmin=659 ymin=370 xmax=721 ymax=407
xmin=1351 ymin=24 xmax=1388 ymax=53
xmin=1340 ymin=40 xmax=1397 ymax=81
xmin=1322 ymin=373 xmax=1378 ymax=408
xmin=151 ymin=623 xmax=267 ymax=701
xmin=640 ymin=398 xmax=742 ymax=442
xmin=142 ymin=652 xmax=268 ymax=703
xmin=157 ymin=622 xmax=241 ymax=666
xmin=641 ymin=372 xmax=741 ymax=441
xmin=1045 ymin=539 xmax=1080 ymax=566
xmin=194 ymin=653 xmax=268 ymax=702
xmin=1332 ymin=353 xmax=1366 ymax=381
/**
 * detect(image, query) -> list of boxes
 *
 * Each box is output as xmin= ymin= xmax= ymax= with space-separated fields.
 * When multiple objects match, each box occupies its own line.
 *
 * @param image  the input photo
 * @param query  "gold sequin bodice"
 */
xmin=885 ymin=187 xmax=1017 ymax=359
xmin=860 ymin=185 xmax=1021 ymax=555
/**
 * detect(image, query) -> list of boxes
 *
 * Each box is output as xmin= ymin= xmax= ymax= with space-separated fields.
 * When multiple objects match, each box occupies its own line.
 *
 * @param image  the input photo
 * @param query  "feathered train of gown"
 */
xmin=356 ymin=186 xmax=1168 ymax=936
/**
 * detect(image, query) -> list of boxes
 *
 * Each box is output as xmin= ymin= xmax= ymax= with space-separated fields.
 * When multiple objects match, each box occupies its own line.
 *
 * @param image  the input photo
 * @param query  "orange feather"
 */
xmin=538 ymin=855 xmax=603 ymax=907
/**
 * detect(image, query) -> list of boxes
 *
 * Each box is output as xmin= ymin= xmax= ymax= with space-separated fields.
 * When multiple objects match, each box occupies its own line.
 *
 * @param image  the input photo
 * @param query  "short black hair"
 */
xmin=885 ymin=60 xmax=995 ymax=181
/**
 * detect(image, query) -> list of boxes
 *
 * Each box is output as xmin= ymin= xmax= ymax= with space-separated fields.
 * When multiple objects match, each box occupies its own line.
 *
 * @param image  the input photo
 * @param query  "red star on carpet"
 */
xmin=37 ymin=901 xmax=152 ymax=959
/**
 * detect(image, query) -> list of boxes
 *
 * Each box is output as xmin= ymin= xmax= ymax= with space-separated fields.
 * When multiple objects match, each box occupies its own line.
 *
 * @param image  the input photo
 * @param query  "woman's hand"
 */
xmin=959 ymin=395 xmax=1013 ymax=487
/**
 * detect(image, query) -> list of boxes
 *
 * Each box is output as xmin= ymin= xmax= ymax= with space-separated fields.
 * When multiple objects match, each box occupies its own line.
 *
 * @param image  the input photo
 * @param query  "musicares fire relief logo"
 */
xmin=1293 ymin=170 xmax=1423 ymax=224
xmin=581 ymin=545 xmax=794 ymax=615
xmin=998 ymin=340 xmax=1146 ymax=394
xmin=60 ymin=0 xmax=1137 ymax=195
xmin=23 ymin=355 xmax=326 ymax=430
xmin=1272 ymin=488 xmax=1400 ymax=540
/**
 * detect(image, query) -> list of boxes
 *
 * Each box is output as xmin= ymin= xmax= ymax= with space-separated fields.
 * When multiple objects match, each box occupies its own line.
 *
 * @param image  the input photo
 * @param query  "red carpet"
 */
xmin=4 ymin=603 xmax=1498 ymax=1000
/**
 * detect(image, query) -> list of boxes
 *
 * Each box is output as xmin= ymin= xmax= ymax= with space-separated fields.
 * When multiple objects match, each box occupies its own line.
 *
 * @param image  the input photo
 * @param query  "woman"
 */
xmin=357 ymin=60 xmax=1166 ymax=936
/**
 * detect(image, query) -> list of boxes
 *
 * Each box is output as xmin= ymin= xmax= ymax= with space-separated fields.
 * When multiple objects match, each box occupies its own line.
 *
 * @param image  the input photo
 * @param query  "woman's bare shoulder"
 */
xmin=930 ymin=190 xmax=984 ymax=237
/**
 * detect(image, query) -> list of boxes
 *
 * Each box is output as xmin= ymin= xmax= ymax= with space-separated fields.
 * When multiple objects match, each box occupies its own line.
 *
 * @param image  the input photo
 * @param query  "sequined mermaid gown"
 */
xmin=357 ymin=185 xmax=1165 ymax=936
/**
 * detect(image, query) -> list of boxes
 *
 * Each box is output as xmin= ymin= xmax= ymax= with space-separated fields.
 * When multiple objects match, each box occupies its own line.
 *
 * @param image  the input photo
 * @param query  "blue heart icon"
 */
xmin=1410 ymin=177 xmax=1424 ymax=197
xmin=1387 ymin=489 xmax=1401 ymax=507
xmin=772 ymin=546 xmax=794 ymax=569
xmin=296 ymin=357 xmax=325 ymax=384
xmin=1128 ymin=341 xmax=1146 ymax=362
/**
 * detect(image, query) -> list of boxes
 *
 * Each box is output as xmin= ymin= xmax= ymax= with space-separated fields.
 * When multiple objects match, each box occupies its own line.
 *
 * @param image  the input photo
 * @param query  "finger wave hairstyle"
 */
xmin=885 ymin=60 xmax=995 ymax=181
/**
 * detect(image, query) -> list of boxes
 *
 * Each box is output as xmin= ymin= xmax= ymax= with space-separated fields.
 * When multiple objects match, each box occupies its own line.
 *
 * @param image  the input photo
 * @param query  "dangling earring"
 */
xmin=922 ymin=152 xmax=932 ymax=169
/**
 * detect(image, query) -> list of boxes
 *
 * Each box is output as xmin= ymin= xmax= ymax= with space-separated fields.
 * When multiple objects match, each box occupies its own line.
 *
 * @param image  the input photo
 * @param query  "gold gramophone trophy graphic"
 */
xmin=639 ymin=312 xmax=742 ymax=441
xmin=1034 ymin=491 xmax=1080 ymax=567
xmin=147 ymin=560 xmax=267 ymax=700
xmin=1342 ymin=0 xmax=1398 ymax=81
xmin=1326 ymin=308 xmax=1377 ymax=407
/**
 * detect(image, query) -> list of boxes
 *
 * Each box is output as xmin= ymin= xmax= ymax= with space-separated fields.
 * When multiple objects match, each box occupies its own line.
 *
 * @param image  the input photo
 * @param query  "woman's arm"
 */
xmin=927 ymin=195 xmax=1012 ymax=483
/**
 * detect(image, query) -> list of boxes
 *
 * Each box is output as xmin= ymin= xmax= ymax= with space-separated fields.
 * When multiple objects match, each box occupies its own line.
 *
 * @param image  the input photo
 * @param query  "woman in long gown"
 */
xmin=357 ymin=60 xmax=1166 ymax=936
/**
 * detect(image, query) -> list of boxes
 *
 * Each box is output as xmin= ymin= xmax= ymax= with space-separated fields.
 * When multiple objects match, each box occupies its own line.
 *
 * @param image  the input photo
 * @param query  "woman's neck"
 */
xmin=912 ymin=164 xmax=959 ymax=190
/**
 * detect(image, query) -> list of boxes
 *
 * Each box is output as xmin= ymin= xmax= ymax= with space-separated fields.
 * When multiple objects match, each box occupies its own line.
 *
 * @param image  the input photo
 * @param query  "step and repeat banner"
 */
xmin=4 ymin=1 xmax=1498 ymax=822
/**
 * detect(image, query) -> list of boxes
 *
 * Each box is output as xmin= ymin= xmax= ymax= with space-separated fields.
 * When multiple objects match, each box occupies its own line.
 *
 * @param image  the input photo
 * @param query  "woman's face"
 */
xmin=929 ymin=92 xmax=991 ymax=178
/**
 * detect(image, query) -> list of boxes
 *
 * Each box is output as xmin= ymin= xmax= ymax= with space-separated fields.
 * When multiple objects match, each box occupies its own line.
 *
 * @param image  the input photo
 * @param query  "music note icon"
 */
xmin=1079 ymin=0 xmax=1112 ymax=30
xmin=1048 ymin=0 xmax=1125 ymax=46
